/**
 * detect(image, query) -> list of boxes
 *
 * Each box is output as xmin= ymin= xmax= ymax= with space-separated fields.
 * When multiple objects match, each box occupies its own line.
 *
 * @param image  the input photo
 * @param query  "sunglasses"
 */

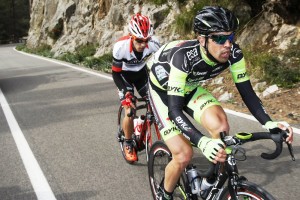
xmin=134 ymin=37 xmax=150 ymax=44
xmin=208 ymin=33 xmax=235 ymax=45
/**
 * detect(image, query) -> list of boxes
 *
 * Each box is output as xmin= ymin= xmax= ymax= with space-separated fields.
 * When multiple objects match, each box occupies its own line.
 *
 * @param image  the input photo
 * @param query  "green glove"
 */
xmin=197 ymin=136 xmax=225 ymax=162
xmin=264 ymin=121 xmax=290 ymax=134
xmin=264 ymin=121 xmax=278 ymax=130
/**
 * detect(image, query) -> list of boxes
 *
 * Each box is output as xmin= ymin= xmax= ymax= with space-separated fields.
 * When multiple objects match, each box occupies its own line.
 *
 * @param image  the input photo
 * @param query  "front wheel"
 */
xmin=148 ymin=141 xmax=195 ymax=200
xmin=145 ymin=119 xmax=161 ymax=162
xmin=218 ymin=180 xmax=276 ymax=200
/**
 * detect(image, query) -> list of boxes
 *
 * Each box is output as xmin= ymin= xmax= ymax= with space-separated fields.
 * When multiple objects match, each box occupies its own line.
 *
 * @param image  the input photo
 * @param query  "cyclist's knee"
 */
xmin=201 ymin=106 xmax=229 ymax=138
xmin=166 ymin=137 xmax=193 ymax=169
xmin=174 ymin=148 xmax=193 ymax=169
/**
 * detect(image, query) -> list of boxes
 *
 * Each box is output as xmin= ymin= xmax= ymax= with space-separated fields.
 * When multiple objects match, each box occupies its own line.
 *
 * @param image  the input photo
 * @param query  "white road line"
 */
xmin=14 ymin=48 xmax=300 ymax=135
xmin=0 ymin=89 xmax=57 ymax=200
xmin=14 ymin=48 xmax=113 ymax=80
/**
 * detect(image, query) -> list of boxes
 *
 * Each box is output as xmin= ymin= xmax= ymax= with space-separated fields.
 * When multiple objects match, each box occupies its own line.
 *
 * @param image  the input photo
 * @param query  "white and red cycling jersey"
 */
xmin=112 ymin=35 xmax=160 ymax=72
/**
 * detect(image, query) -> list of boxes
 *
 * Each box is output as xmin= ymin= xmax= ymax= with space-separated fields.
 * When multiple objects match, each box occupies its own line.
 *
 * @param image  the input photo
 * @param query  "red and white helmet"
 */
xmin=128 ymin=13 xmax=153 ymax=39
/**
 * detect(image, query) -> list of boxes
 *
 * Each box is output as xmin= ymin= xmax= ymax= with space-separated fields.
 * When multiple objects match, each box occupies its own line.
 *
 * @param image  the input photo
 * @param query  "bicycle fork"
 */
xmin=206 ymin=153 xmax=240 ymax=200
xmin=225 ymin=154 xmax=240 ymax=200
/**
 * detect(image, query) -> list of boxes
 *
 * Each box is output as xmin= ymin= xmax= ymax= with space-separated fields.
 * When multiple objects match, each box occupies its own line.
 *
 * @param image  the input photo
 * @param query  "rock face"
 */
xmin=27 ymin=0 xmax=300 ymax=57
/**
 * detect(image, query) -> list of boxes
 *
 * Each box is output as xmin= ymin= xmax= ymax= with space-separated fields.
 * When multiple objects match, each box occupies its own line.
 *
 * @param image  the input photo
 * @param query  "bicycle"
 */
xmin=148 ymin=130 xmax=295 ymax=200
xmin=117 ymin=96 xmax=161 ymax=164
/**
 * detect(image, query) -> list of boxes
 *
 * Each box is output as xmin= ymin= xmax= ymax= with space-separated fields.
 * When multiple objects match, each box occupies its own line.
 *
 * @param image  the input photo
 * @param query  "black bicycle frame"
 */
xmin=204 ymin=153 xmax=240 ymax=200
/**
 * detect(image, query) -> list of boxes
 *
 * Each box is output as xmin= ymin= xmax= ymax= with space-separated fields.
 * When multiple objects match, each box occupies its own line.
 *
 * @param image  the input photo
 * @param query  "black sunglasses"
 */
xmin=208 ymin=33 xmax=235 ymax=45
xmin=135 ymin=38 xmax=150 ymax=44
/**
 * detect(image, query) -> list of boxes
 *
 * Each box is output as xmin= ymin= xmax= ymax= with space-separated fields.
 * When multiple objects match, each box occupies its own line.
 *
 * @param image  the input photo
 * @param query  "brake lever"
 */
xmin=286 ymin=142 xmax=296 ymax=161
xmin=282 ymin=131 xmax=296 ymax=161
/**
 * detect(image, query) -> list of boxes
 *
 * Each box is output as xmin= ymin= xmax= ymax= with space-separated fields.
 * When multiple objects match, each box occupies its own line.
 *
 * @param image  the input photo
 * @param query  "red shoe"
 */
xmin=124 ymin=143 xmax=138 ymax=162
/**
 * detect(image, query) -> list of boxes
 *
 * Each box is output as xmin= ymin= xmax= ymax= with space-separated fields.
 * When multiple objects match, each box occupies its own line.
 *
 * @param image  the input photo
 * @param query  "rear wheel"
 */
xmin=148 ymin=141 xmax=194 ymax=200
xmin=218 ymin=180 xmax=276 ymax=200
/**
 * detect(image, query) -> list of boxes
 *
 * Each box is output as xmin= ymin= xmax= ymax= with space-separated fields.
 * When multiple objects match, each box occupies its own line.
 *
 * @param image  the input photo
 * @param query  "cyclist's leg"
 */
xmin=149 ymin=84 xmax=193 ymax=198
xmin=186 ymin=86 xmax=229 ymax=139
xmin=164 ymin=135 xmax=193 ymax=193
xmin=117 ymin=76 xmax=136 ymax=161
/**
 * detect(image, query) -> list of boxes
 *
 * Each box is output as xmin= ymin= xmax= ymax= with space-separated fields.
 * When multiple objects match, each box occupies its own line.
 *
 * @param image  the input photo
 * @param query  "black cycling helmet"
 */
xmin=194 ymin=6 xmax=239 ymax=35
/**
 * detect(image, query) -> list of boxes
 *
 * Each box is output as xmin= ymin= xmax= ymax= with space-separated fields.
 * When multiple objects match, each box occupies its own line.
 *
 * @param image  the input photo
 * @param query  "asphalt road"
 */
xmin=0 ymin=44 xmax=299 ymax=200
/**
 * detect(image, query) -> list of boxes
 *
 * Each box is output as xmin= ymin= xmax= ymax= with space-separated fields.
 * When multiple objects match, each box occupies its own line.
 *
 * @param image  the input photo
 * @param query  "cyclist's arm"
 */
xmin=112 ymin=43 xmax=127 ymax=93
xmin=235 ymin=80 xmax=272 ymax=125
xmin=230 ymin=56 xmax=272 ymax=125
xmin=167 ymin=58 xmax=203 ymax=145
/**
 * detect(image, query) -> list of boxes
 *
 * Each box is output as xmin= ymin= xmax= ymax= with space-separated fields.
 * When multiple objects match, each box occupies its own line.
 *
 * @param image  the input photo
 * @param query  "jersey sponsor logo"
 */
xmin=175 ymin=116 xmax=191 ymax=131
xmin=155 ymin=65 xmax=168 ymax=81
xmin=200 ymin=99 xmax=215 ymax=110
xmin=192 ymin=71 xmax=207 ymax=76
xmin=126 ymin=59 xmax=143 ymax=65
xmin=167 ymin=86 xmax=184 ymax=93
xmin=186 ymin=48 xmax=198 ymax=60
xmin=210 ymin=72 xmax=221 ymax=77
xmin=187 ymin=77 xmax=204 ymax=84
xmin=212 ymin=66 xmax=223 ymax=72
xmin=237 ymin=72 xmax=247 ymax=79
xmin=163 ymin=126 xmax=179 ymax=135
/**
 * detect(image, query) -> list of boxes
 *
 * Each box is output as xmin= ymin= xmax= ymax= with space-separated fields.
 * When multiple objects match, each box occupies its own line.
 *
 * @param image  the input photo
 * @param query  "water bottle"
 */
xmin=134 ymin=115 xmax=145 ymax=137
xmin=186 ymin=167 xmax=201 ymax=195
xmin=200 ymin=177 xmax=215 ymax=199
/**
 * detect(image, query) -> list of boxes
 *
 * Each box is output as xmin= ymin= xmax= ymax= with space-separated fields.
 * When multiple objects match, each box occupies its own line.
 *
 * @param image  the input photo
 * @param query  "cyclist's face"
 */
xmin=132 ymin=37 xmax=149 ymax=52
xmin=199 ymin=31 xmax=233 ymax=63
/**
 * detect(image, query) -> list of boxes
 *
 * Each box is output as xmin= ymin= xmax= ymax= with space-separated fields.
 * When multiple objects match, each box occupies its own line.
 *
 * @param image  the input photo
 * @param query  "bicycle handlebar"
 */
xmin=126 ymin=96 xmax=148 ymax=117
xmin=198 ymin=130 xmax=295 ymax=178
xmin=228 ymin=131 xmax=295 ymax=161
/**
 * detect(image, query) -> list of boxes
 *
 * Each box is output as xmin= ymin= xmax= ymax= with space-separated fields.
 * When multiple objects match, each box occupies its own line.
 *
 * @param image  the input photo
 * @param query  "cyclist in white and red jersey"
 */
xmin=147 ymin=6 xmax=293 ymax=200
xmin=112 ymin=13 xmax=160 ymax=162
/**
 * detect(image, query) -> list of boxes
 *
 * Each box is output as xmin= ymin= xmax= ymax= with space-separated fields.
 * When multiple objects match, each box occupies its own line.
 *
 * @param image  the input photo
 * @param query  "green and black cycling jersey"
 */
xmin=148 ymin=39 xmax=272 ymax=144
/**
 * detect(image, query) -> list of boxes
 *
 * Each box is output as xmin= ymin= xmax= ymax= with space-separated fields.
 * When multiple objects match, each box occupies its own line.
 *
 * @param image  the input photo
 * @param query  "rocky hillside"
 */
xmin=26 ymin=0 xmax=299 ymax=125
xmin=27 ymin=0 xmax=300 ymax=56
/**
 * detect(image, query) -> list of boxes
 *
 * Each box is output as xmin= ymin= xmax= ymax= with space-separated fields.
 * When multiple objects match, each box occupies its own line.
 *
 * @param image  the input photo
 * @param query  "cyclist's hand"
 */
xmin=197 ymin=136 xmax=226 ymax=164
xmin=264 ymin=121 xmax=293 ymax=144
xmin=121 ymin=92 xmax=135 ymax=108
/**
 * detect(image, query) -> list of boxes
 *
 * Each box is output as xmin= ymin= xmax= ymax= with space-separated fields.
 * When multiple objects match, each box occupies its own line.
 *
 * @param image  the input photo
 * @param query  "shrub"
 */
xmin=244 ymin=48 xmax=300 ymax=88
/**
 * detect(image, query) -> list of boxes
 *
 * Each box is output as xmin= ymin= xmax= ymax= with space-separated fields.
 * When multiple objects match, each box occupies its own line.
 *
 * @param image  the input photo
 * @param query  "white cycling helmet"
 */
xmin=128 ymin=13 xmax=153 ymax=39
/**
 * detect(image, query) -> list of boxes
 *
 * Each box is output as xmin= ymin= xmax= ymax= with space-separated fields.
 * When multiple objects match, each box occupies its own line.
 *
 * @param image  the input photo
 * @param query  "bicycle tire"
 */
xmin=145 ymin=119 xmax=161 ymax=162
xmin=217 ymin=180 xmax=276 ymax=200
xmin=148 ymin=141 xmax=195 ymax=200
xmin=117 ymin=105 xmax=135 ymax=164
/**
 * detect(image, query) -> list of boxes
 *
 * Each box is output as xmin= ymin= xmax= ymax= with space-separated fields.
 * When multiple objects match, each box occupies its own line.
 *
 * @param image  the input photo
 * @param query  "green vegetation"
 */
xmin=58 ymin=43 xmax=97 ymax=64
xmin=16 ymin=43 xmax=113 ymax=73
xmin=146 ymin=0 xmax=168 ymax=5
xmin=145 ymin=0 xmax=187 ymax=6
xmin=244 ymin=42 xmax=300 ymax=88
xmin=16 ymin=43 xmax=53 ymax=58
xmin=174 ymin=0 xmax=238 ymax=37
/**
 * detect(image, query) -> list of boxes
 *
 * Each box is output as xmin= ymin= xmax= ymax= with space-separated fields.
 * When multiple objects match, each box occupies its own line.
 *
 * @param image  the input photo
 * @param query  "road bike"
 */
xmin=117 ymin=96 xmax=161 ymax=164
xmin=148 ymin=130 xmax=295 ymax=199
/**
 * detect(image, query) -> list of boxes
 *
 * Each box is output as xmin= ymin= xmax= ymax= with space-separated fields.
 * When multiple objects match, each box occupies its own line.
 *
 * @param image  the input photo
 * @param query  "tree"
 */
xmin=0 ymin=0 xmax=30 ymax=44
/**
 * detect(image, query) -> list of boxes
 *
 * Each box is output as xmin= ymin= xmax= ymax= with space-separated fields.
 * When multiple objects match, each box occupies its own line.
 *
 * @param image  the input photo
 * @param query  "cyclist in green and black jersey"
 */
xmin=147 ymin=6 xmax=294 ymax=200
